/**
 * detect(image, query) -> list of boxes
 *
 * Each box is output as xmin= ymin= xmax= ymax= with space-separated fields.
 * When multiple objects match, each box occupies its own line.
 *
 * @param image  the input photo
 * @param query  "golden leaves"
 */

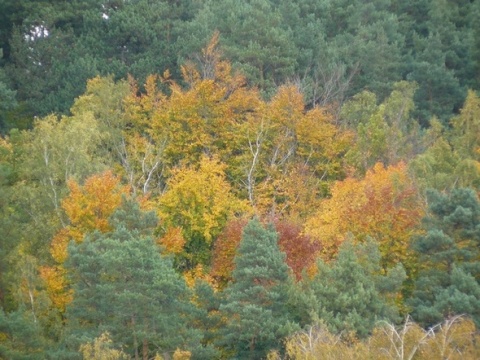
xmin=158 ymin=227 xmax=185 ymax=255
xmin=159 ymin=155 xmax=250 ymax=245
xmin=38 ymin=265 xmax=72 ymax=313
xmin=305 ymin=162 xmax=424 ymax=268
xmin=61 ymin=170 xmax=128 ymax=235
xmin=43 ymin=171 xmax=128 ymax=311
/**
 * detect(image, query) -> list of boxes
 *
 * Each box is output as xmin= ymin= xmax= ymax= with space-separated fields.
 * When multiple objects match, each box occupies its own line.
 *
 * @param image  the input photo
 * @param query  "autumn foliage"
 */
xmin=305 ymin=162 xmax=424 ymax=270
xmin=42 ymin=171 xmax=129 ymax=311
xmin=2 ymin=28 xmax=480 ymax=359
xmin=50 ymin=171 xmax=128 ymax=263
xmin=275 ymin=220 xmax=322 ymax=280
xmin=211 ymin=218 xmax=321 ymax=285
xmin=210 ymin=218 xmax=248 ymax=286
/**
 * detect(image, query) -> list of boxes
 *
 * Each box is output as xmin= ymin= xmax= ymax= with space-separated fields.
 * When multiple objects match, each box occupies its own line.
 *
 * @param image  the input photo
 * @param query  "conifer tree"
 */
xmin=409 ymin=188 xmax=480 ymax=327
xmin=64 ymin=199 xmax=198 ymax=359
xmin=300 ymin=240 xmax=405 ymax=339
xmin=219 ymin=219 xmax=297 ymax=359
xmin=0 ymin=307 xmax=48 ymax=360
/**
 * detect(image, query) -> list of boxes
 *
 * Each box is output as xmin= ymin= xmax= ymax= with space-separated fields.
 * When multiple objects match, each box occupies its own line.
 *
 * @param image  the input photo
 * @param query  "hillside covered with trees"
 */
xmin=0 ymin=0 xmax=480 ymax=359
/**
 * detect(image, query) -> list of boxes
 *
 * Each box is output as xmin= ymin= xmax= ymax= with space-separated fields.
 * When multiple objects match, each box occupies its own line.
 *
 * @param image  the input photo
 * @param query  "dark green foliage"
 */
xmin=219 ymin=219 xmax=297 ymax=359
xmin=64 ymin=201 xmax=200 ymax=358
xmin=180 ymin=0 xmax=297 ymax=96
xmin=7 ymin=26 xmax=98 ymax=116
xmin=0 ymin=307 xmax=47 ymax=360
xmin=79 ymin=0 xmax=195 ymax=83
xmin=406 ymin=32 xmax=466 ymax=126
xmin=402 ymin=0 xmax=477 ymax=124
xmin=3 ymin=0 xmax=195 ymax=121
xmin=1 ymin=0 xmax=479 ymax=125
xmin=190 ymin=280 xmax=222 ymax=359
xmin=409 ymin=188 xmax=480 ymax=327
xmin=0 ymin=64 xmax=17 ymax=134
xmin=299 ymin=240 xmax=405 ymax=339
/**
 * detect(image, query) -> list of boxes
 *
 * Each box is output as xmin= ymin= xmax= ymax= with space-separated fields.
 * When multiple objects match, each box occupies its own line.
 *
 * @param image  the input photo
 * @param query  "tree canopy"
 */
xmin=0 ymin=3 xmax=479 ymax=357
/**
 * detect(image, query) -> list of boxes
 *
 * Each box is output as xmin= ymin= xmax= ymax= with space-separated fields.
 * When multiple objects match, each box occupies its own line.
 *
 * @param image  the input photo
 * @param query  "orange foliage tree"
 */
xmin=305 ymin=162 xmax=424 ymax=272
xmin=211 ymin=217 xmax=321 ymax=286
xmin=210 ymin=218 xmax=249 ymax=286
xmin=40 ymin=171 xmax=129 ymax=312
xmin=275 ymin=219 xmax=322 ymax=281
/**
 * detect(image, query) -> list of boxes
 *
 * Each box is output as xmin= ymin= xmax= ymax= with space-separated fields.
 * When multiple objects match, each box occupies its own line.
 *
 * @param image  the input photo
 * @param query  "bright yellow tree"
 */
xmin=123 ymin=33 xmax=259 ymax=176
xmin=41 ymin=171 xmax=129 ymax=312
xmin=158 ymin=155 xmax=251 ymax=271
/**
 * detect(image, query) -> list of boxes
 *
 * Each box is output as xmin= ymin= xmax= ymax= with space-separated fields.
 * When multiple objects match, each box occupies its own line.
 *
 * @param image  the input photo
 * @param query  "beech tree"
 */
xmin=41 ymin=171 xmax=128 ymax=312
xmin=158 ymin=155 xmax=250 ymax=271
xmin=305 ymin=162 xmax=424 ymax=271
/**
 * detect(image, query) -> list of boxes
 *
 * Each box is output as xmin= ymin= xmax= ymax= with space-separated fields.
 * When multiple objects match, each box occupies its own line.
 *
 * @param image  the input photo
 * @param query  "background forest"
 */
xmin=0 ymin=0 xmax=480 ymax=359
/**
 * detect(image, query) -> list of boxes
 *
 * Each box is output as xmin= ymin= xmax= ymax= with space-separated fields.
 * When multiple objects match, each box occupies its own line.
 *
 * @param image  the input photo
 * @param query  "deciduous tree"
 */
xmin=159 ymin=155 xmax=250 ymax=271
xmin=41 ymin=171 xmax=128 ymax=312
xmin=305 ymin=162 xmax=423 ymax=272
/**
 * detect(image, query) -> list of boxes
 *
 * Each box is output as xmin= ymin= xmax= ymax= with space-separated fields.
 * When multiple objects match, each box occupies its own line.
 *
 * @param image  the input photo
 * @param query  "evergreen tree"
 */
xmin=3 ymin=0 xmax=196 ymax=120
xmin=180 ymin=0 xmax=297 ymax=96
xmin=409 ymin=188 xmax=480 ymax=327
xmin=406 ymin=32 xmax=465 ymax=125
xmin=0 ymin=307 xmax=48 ymax=360
xmin=0 ymin=62 xmax=17 ymax=134
xmin=219 ymin=219 xmax=297 ymax=359
xmin=64 ymin=199 xmax=199 ymax=359
xmin=190 ymin=280 xmax=222 ymax=359
xmin=299 ymin=240 xmax=405 ymax=339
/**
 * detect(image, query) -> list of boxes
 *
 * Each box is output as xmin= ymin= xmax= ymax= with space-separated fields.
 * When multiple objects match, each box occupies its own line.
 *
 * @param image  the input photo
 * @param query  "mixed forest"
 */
xmin=0 ymin=0 xmax=480 ymax=359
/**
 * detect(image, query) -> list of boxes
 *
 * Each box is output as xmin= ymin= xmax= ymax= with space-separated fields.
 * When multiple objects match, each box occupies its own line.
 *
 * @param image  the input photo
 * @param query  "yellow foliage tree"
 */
xmin=41 ymin=171 xmax=129 ymax=312
xmin=239 ymin=85 xmax=353 ymax=218
xmin=159 ymin=155 xmax=251 ymax=270
xmin=79 ymin=332 xmax=129 ymax=360
xmin=122 ymin=35 xmax=352 ymax=220
xmin=123 ymin=33 xmax=259 ymax=177
xmin=50 ymin=171 xmax=128 ymax=263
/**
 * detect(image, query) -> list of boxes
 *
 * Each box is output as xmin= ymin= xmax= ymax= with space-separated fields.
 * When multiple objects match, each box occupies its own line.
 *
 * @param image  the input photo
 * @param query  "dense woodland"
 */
xmin=0 ymin=0 xmax=480 ymax=359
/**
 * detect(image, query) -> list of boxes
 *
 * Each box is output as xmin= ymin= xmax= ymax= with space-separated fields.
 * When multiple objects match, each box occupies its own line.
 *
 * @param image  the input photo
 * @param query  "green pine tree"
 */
xmin=0 ymin=307 xmax=47 ymax=360
xmin=409 ymin=188 xmax=480 ymax=327
xmin=64 ymin=199 xmax=199 ymax=359
xmin=300 ymin=239 xmax=405 ymax=339
xmin=219 ymin=219 xmax=297 ymax=359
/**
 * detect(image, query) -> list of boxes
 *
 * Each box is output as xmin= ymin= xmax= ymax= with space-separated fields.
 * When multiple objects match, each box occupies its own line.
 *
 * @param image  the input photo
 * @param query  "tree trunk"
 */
xmin=143 ymin=339 xmax=148 ymax=360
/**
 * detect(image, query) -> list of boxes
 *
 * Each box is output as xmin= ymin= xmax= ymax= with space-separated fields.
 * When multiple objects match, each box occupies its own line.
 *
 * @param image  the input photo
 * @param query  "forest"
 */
xmin=0 ymin=0 xmax=480 ymax=359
